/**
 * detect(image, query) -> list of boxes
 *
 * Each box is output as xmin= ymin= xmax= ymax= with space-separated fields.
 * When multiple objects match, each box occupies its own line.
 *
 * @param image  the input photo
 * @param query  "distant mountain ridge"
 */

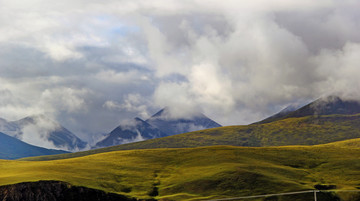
xmin=94 ymin=107 xmax=222 ymax=148
xmin=0 ymin=115 xmax=87 ymax=152
xmin=0 ymin=132 xmax=68 ymax=159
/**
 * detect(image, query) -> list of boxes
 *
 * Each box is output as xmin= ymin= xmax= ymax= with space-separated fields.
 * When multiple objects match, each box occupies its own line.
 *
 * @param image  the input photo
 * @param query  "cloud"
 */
xmin=103 ymin=93 xmax=150 ymax=119
xmin=39 ymin=87 xmax=91 ymax=114
xmin=0 ymin=0 xmax=360 ymax=143
xmin=19 ymin=115 xmax=62 ymax=150
xmin=312 ymin=42 xmax=360 ymax=100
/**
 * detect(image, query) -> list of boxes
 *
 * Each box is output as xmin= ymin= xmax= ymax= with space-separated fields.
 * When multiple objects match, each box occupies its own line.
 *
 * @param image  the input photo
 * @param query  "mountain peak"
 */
xmin=293 ymin=96 xmax=360 ymax=117
xmin=149 ymin=107 xmax=206 ymax=120
xmin=94 ymin=107 xmax=222 ymax=148
xmin=94 ymin=117 xmax=165 ymax=148
xmin=258 ymin=95 xmax=360 ymax=124
xmin=146 ymin=108 xmax=221 ymax=136
xmin=0 ymin=115 xmax=87 ymax=152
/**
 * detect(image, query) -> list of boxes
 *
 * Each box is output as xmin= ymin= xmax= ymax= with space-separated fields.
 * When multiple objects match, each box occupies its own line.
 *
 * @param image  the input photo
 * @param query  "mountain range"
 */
xmin=94 ymin=107 xmax=222 ymax=148
xmin=0 ymin=115 xmax=87 ymax=152
xmin=30 ymin=95 xmax=360 ymax=161
xmin=3 ymin=96 xmax=360 ymax=158
xmin=2 ymin=96 xmax=360 ymax=200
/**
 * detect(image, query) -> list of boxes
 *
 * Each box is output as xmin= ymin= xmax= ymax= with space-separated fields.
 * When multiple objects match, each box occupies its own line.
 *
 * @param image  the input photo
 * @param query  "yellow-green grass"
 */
xmin=24 ymin=114 xmax=360 ymax=162
xmin=2 ymin=141 xmax=360 ymax=200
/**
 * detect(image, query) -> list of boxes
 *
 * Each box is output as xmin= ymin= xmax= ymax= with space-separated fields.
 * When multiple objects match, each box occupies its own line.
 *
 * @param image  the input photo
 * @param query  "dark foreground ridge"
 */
xmin=0 ymin=180 xmax=155 ymax=201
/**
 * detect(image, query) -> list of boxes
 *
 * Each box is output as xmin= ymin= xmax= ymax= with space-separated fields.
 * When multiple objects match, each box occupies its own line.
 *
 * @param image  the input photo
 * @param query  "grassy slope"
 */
xmin=2 ymin=140 xmax=360 ymax=201
xmin=25 ymin=114 xmax=360 ymax=161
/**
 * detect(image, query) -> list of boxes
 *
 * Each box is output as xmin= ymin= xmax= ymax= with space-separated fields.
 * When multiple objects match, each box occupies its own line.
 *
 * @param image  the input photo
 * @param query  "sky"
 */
xmin=1 ymin=0 xmax=360 ymax=142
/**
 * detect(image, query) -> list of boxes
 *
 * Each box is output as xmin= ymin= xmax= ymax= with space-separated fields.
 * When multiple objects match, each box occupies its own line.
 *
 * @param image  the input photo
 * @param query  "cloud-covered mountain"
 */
xmin=146 ymin=107 xmax=222 ymax=136
xmin=0 ymin=115 xmax=87 ymax=152
xmin=285 ymin=96 xmax=360 ymax=117
xmin=0 ymin=132 xmax=68 ymax=159
xmin=94 ymin=117 xmax=166 ymax=148
xmin=258 ymin=96 xmax=360 ymax=124
xmin=94 ymin=108 xmax=222 ymax=148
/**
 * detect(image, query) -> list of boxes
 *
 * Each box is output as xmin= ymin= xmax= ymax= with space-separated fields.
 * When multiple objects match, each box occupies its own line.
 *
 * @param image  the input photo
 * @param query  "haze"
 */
xmin=1 ymin=0 xmax=360 ymax=141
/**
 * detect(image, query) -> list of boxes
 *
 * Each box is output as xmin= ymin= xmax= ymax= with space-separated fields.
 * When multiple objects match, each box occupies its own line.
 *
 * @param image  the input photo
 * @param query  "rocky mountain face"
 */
xmin=0 ymin=181 xmax=147 ymax=201
xmin=94 ymin=108 xmax=222 ymax=148
xmin=0 ymin=132 xmax=68 ymax=159
xmin=0 ymin=115 xmax=87 ymax=152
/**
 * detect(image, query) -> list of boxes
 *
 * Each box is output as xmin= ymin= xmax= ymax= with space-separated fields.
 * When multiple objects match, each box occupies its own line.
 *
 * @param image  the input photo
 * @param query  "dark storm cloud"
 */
xmin=1 ymin=0 xmax=360 ymax=142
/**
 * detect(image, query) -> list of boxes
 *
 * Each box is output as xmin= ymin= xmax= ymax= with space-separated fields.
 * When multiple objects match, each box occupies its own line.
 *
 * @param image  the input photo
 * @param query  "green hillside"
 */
xmin=2 ymin=140 xmax=360 ymax=201
xmin=25 ymin=114 xmax=360 ymax=161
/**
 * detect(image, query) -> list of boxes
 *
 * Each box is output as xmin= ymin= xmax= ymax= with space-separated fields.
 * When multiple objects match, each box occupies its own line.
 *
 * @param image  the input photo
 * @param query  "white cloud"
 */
xmin=103 ymin=93 xmax=150 ymax=119
xmin=0 ymin=0 xmax=360 ymax=143
xmin=95 ymin=70 xmax=148 ymax=84
xmin=312 ymin=42 xmax=360 ymax=100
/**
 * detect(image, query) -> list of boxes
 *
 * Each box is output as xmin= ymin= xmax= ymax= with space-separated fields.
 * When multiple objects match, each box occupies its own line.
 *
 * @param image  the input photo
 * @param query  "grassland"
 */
xmin=25 ymin=114 xmax=360 ymax=161
xmin=2 ymin=139 xmax=360 ymax=201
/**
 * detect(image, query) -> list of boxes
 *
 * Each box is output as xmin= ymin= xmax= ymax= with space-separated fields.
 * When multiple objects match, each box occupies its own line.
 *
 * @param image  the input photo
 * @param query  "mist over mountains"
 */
xmin=1 ymin=0 xmax=360 ymax=138
xmin=0 ymin=115 xmax=87 ymax=152
xmin=0 ymin=132 xmax=68 ymax=159
xmin=94 ymin=107 xmax=222 ymax=148
xmin=0 ymin=106 xmax=222 ymax=151
xmin=1 ymin=95 xmax=360 ymax=154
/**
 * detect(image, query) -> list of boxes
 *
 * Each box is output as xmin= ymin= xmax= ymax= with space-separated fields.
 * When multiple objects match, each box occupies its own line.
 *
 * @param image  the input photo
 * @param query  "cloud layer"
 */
xmin=1 ymin=0 xmax=360 ymax=141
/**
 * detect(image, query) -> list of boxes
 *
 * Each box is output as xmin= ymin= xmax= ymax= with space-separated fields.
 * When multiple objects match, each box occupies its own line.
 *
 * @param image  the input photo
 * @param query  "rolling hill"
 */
xmin=2 ymin=140 xmax=360 ymax=201
xmin=0 ymin=132 xmax=68 ymax=159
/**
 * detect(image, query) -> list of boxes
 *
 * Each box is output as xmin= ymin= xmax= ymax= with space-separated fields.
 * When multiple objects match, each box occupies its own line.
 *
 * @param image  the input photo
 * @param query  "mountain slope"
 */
xmin=259 ymin=96 xmax=360 ymax=124
xmin=258 ymin=104 xmax=303 ymax=124
xmin=0 ymin=132 xmax=68 ymax=159
xmin=4 ymin=142 xmax=360 ymax=201
xmin=94 ymin=118 xmax=166 ymax=148
xmin=146 ymin=107 xmax=222 ymax=136
xmin=0 ymin=115 xmax=87 ymax=151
